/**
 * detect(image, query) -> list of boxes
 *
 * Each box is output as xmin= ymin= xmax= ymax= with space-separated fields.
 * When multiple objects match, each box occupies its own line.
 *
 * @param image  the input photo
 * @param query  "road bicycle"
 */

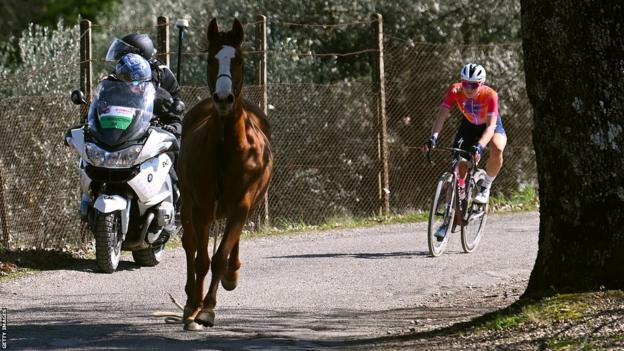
xmin=426 ymin=147 xmax=488 ymax=256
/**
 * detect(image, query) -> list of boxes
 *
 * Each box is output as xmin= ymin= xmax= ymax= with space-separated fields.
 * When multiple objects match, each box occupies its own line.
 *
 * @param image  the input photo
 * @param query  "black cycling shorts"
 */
xmin=452 ymin=116 xmax=506 ymax=151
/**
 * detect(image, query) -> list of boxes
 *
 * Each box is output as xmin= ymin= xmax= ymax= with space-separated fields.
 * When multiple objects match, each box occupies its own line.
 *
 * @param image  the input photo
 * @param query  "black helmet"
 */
xmin=105 ymin=33 xmax=156 ymax=62
xmin=122 ymin=33 xmax=156 ymax=60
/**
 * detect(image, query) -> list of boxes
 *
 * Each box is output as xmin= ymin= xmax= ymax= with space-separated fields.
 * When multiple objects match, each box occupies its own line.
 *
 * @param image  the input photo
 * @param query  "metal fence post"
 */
xmin=156 ymin=16 xmax=170 ymax=67
xmin=0 ymin=168 xmax=9 ymax=249
xmin=370 ymin=13 xmax=390 ymax=216
xmin=79 ymin=19 xmax=92 ymax=122
xmin=257 ymin=14 xmax=270 ymax=227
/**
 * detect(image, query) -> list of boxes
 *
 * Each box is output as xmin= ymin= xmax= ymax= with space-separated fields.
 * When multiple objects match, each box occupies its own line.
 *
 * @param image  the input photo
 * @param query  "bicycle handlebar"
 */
xmin=426 ymin=147 xmax=476 ymax=165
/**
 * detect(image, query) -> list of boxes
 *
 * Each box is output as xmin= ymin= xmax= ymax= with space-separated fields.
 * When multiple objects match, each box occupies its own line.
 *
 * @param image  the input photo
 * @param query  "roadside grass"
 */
xmin=250 ymin=210 xmax=430 ymax=238
xmin=1 ymin=186 xmax=538 ymax=277
xmin=476 ymin=292 xmax=597 ymax=332
xmin=252 ymin=185 xmax=538 ymax=239
xmin=164 ymin=211 xmax=430 ymax=250
xmin=489 ymin=185 xmax=539 ymax=213
xmin=457 ymin=290 xmax=624 ymax=349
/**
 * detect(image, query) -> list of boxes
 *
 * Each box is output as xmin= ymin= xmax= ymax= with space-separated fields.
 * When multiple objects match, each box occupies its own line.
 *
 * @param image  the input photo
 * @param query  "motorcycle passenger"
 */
xmin=112 ymin=53 xmax=182 ymax=208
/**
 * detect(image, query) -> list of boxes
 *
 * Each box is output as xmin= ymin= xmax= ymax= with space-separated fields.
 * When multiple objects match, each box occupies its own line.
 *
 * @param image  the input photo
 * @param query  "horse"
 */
xmin=177 ymin=18 xmax=273 ymax=331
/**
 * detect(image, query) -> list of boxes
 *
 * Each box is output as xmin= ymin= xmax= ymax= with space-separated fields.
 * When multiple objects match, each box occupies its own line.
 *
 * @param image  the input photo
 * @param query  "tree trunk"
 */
xmin=521 ymin=0 xmax=624 ymax=295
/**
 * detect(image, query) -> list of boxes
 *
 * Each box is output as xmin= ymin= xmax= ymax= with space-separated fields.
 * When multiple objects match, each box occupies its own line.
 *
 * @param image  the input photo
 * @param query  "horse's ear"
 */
xmin=232 ymin=18 xmax=244 ymax=46
xmin=207 ymin=18 xmax=219 ymax=43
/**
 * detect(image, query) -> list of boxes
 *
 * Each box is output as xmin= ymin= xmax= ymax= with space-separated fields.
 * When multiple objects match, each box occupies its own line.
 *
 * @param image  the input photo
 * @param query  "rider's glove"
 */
xmin=471 ymin=143 xmax=484 ymax=157
xmin=423 ymin=135 xmax=437 ymax=150
xmin=162 ymin=124 xmax=178 ymax=135
xmin=171 ymin=99 xmax=186 ymax=116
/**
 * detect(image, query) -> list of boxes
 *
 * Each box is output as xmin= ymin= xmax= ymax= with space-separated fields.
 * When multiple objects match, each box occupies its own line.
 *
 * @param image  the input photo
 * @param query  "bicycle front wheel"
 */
xmin=427 ymin=172 xmax=455 ymax=257
xmin=461 ymin=170 xmax=488 ymax=253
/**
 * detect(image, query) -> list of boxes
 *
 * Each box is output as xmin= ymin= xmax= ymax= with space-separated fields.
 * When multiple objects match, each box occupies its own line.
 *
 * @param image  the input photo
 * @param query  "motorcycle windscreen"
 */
xmin=87 ymin=80 xmax=155 ymax=148
xmin=105 ymin=37 xmax=141 ymax=62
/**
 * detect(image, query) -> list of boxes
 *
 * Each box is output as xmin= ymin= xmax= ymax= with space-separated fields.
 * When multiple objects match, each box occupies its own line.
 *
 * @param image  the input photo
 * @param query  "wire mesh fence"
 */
xmin=0 ymin=17 xmax=536 ymax=250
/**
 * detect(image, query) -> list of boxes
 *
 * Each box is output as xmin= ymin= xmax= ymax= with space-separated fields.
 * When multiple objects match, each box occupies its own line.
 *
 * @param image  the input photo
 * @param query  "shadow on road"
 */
xmin=6 ymin=302 xmax=492 ymax=350
xmin=269 ymin=250 xmax=429 ymax=259
xmin=1 ymin=249 xmax=143 ymax=273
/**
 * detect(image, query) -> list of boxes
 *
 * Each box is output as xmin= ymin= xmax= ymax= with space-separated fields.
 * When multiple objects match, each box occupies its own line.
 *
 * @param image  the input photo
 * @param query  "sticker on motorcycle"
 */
xmin=99 ymin=105 xmax=136 ymax=130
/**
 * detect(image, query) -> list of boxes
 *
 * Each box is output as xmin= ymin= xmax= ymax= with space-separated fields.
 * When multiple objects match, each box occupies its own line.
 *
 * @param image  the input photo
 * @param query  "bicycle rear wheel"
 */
xmin=427 ymin=172 xmax=455 ymax=257
xmin=461 ymin=170 xmax=488 ymax=253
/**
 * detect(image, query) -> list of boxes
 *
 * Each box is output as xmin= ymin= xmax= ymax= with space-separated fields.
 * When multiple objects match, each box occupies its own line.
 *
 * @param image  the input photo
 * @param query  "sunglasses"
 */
xmin=462 ymin=81 xmax=481 ymax=90
xmin=128 ymin=81 xmax=146 ymax=93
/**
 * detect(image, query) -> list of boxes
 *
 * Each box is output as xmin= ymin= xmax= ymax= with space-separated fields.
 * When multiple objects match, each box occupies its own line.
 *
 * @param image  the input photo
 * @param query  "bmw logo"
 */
xmin=147 ymin=174 xmax=153 ymax=182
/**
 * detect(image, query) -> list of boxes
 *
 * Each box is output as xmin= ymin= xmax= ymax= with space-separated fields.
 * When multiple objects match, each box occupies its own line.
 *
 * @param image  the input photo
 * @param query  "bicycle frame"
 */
xmin=429 ymin=147 xmax=479 ymax=224
xmin=426 ymin=147 xmax=488 ymax=256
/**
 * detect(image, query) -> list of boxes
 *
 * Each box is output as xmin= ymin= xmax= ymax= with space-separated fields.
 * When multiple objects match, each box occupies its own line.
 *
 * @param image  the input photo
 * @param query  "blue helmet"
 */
xmin=115 ymin=53 xmax=152 ymax=83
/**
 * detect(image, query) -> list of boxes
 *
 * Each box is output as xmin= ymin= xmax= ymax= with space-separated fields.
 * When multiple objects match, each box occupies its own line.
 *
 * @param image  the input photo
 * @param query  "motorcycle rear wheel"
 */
xmin=132 ymin=244 xmax=165 ymax=267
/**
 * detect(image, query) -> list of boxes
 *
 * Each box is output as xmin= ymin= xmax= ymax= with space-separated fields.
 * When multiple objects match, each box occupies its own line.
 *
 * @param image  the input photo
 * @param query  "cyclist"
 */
xmin=421 ymin=63 xmax=507 ymax=239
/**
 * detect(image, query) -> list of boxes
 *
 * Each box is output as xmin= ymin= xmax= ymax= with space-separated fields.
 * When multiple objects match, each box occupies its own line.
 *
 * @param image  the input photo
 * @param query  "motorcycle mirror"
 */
xmin=70 ymin=90 xmax=87 ymax=105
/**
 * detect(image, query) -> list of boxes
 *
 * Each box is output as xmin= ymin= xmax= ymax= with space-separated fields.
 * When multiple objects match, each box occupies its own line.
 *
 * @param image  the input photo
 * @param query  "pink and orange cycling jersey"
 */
xmin=441 ymin=83 xmax=499 ymax=125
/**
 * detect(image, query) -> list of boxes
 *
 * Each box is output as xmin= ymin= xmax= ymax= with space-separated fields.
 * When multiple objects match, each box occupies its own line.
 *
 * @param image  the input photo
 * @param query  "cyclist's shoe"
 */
xmin=434 ymin=224 xmax=448 ymax=241
xmin=474 ymin=186 xmax=491 ymax=204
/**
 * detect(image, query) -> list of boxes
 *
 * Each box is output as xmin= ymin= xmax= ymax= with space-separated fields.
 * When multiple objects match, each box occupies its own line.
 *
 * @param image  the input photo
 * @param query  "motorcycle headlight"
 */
xmin=85 ymin=143 xmax=143 ymax=168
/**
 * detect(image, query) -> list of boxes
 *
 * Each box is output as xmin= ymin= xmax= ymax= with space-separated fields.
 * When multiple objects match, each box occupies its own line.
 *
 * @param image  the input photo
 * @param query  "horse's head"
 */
xmin=206 ymin=18 xmax=244 ymax=116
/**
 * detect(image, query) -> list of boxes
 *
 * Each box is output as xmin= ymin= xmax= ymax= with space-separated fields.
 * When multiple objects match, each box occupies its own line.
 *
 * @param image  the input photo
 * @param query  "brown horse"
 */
xmin=177 ymin=18 xmax=273 ymax=331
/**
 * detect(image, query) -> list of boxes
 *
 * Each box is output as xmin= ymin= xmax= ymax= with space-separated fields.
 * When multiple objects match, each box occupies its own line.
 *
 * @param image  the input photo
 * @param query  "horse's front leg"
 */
xmin=222 ymin=241 xmax=241 ymax=291
xmin=197 ymin=204 xmax=248 ymax=327
xmin=183 ymin=208 xmax=212 ymax=331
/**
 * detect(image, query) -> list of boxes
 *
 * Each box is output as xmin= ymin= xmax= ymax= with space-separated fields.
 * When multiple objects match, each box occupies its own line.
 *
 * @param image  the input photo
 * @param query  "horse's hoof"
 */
xmin=221 ymin=271 xmax=239 ymax=291
xmin=195 ymin=308 xmax=215 ymax=327
xmin=184 ymin=320 xmax=204 ymax=332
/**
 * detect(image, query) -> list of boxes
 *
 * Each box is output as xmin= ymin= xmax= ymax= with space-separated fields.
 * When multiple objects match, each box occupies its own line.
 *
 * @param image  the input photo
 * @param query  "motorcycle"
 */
xmin=65 ymin=80 xmax=180 ymax=273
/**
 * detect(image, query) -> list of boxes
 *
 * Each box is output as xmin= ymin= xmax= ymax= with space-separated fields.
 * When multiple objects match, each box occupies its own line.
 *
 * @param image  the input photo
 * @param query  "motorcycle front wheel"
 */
xmin=94 ymin=212 xmax=122 ymax=273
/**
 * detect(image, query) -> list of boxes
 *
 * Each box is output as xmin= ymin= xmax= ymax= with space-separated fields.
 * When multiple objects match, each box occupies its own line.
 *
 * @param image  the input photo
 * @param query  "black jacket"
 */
xmin=151 ymin=62 xmax=184 ymax=137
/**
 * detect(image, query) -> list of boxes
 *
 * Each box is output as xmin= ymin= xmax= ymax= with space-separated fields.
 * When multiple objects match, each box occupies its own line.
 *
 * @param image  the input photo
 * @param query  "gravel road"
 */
xmin=0 ymin=212 xmax=539 ymax=350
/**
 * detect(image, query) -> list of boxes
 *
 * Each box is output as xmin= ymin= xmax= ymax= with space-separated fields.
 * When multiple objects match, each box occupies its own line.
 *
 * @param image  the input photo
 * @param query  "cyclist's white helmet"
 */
xmin=460 ymin=63 xmax=486 ymax=83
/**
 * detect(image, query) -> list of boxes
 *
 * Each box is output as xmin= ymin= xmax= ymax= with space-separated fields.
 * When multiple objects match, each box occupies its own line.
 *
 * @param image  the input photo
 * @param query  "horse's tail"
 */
xmin=152 ymin=293 xmax=185 ymax=323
